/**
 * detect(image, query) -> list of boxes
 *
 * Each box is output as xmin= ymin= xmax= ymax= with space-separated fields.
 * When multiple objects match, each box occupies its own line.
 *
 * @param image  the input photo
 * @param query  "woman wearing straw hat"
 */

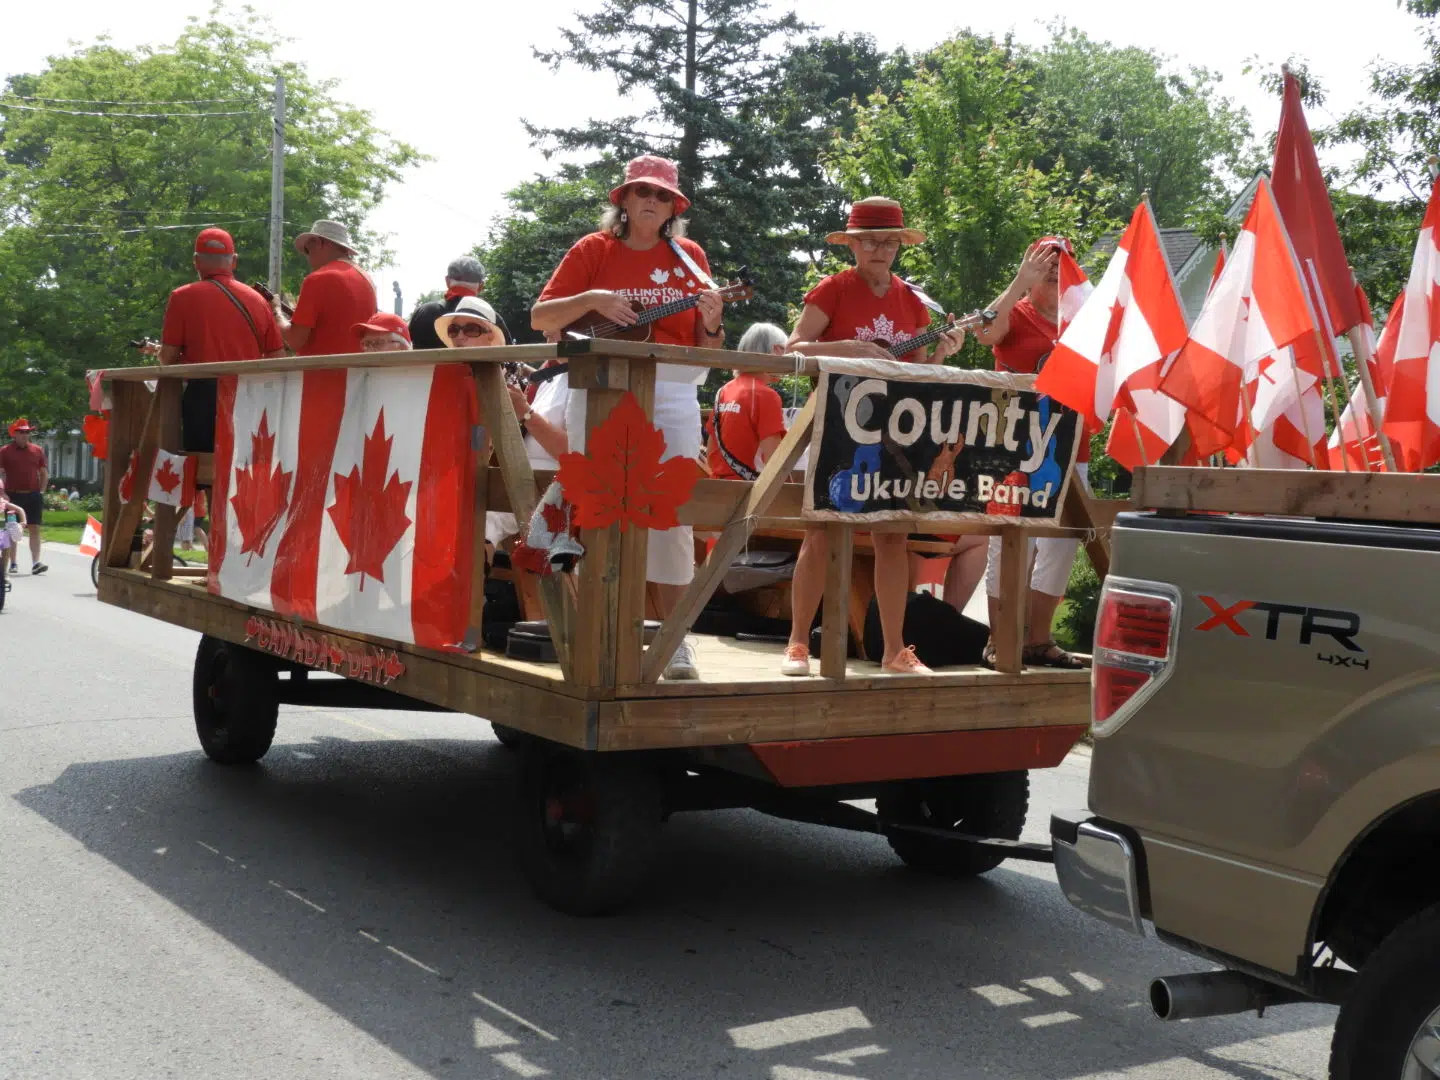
xmin=530 ymin=154 xmax=724 ymax=681
xmin=780 ymin=196 xmax=967 ymax=677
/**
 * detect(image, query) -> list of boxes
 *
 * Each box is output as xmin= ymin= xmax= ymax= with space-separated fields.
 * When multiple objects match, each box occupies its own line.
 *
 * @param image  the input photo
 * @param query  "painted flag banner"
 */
xmin=802 ymin=358 xmax=1082 ymax=524
xmin=208 ymin=363 xmax=477 ymax=649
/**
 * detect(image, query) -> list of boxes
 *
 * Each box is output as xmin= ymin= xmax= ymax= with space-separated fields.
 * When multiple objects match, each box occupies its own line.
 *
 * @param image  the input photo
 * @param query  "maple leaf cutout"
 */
xmin=231 ymin=411 xmax=293 ymax=562
xmin=327 ymin=409 xmax=412 ymax=590
xmin=556 ymin=392 xmax=698 ymax=532
xmin=83 ymin=413 xmax=109 ymax=461
xmin=154 ymin=457 xmax=182 ymax=495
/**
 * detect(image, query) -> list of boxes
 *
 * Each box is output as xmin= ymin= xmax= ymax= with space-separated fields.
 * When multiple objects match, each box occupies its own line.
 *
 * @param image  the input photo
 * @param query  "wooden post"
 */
xmin=640 ymin=395 xmax=816 ymax=683
xmin=472 ymin=361 xmax=576 ymax=680
xmin=101 ymin=380 xmax=148 ymax=570
xmin=571 ymin=382 xmax=626 ymax=690
xmin=1346 ymin=324 xmax=1399 ymax=471
xmin=466 ymin=418 xmax=490 ymax=653
xmin=819 ymin=523 xmax=852 ymax=680
xmin=148 ymin=380 xmax=183 ymax=580
xmin=993 ymin=528 xmax=1030 ymax=674
xmin=1060 ymin=482 xmax=1112 ymax=580
xmin=615 ymin=360 xmax=656 ymax=685
xmin=105 ymin=381 xmax=163 ymax=567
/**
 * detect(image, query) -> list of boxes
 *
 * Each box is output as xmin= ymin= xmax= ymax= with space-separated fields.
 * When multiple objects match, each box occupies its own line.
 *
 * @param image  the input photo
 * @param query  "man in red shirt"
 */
xmin=159 ymin=228 xmax=285 ymax=451
xmin=0 ymin=419 xmax=49 ymax=574
xmin=972 ymin=237 xmax=1090 ymax=669
xmin=277 ymin=219 xmax=378 ymax=357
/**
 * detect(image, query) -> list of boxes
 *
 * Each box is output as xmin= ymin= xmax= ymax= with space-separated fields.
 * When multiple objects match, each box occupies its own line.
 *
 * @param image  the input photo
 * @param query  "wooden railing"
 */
xmin=102 ymin=340 xmax=1118 ymax=690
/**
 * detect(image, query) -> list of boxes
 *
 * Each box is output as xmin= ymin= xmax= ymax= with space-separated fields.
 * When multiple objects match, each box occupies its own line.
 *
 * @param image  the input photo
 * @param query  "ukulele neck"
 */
xmin=888 ymin=325 xmax=944 ymax=358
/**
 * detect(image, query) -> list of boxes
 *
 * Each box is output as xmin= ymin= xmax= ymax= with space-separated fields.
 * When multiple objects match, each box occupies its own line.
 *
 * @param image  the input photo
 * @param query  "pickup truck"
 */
xmin=1051 ymin=471 xmax=1440 ymax=1080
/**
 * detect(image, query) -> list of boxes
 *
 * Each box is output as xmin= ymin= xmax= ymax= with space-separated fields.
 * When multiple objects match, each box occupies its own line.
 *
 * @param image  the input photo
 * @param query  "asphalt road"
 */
xmin=2 ymin=544 xmax=1337 ymax=1080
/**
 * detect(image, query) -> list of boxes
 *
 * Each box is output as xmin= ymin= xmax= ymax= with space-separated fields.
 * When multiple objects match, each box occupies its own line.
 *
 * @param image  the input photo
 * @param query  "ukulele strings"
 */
xmin=582 ymin=287 xmax=732 ymax=339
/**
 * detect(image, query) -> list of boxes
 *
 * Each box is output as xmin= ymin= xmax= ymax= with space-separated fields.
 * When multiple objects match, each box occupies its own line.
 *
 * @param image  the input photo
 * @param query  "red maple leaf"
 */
xmin=555 ymin=392 xmax=698 ymax=532
xmin=231 ymin=411 xmax=292 ymax=562
xmin=118 ymin=451 xmax=139 ymax=502
xmin=327 ymin=410 xmax=412 ymax=590
xmin=985 ymin=470 xmax=1029 ymax=517
xmin=540 ymin=499 xmax=568 ymax=536
xmin=154 ymin=457 xmax=182 ymax=495
xmin=83 ymin=413 xmax=109 ymax=461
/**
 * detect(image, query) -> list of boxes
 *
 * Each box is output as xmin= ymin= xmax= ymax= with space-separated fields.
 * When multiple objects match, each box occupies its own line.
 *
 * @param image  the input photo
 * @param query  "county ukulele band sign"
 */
xmin=802 ymin=359 xmax=1083 ymax=525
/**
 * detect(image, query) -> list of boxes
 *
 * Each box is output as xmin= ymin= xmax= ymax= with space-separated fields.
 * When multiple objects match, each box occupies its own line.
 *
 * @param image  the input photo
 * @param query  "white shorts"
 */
xmin=486 ymin=511 xmax=519 ymax=549
xmin=984 ymin=464 xmax=1089 ymax=599
xmin=566 ymin=385 xmax=700 ymax=587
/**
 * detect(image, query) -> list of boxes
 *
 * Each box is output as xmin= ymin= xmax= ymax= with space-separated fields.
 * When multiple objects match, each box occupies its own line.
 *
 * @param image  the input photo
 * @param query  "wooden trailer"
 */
xmin=97 ymin=341 xmax=1103 ymax=914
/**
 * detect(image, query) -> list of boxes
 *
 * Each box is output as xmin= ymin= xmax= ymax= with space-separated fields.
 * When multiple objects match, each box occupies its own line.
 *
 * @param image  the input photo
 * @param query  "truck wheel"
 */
xmin=192 ymin=635 xmax=279 ymax=765
xmin=515 ymin=742 xmax=662 ymax=916
xmin=1330 ymin=903 xmax=1440 ymax=1080
xmin=492 ymin=723 xmax=526 ymax=750
xmin=877 ymin=771 xmax=1030 ymax=877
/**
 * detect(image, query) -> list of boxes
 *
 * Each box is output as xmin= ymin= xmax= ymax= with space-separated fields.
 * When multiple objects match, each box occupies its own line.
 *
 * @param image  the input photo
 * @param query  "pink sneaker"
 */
xmin=881 ymin=645 xmax=933 ymax=676
xmin=780 ymin=643 xmax=812 ymax=677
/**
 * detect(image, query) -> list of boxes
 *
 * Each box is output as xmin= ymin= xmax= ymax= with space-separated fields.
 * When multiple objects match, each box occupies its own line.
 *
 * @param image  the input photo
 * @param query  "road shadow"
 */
xmin=15 ymin=735 xmax=1335 ymax=1080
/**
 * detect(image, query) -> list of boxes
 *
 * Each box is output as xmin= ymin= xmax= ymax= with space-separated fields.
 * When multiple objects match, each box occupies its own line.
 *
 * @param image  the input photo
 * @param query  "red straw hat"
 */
xmin=352 ymin=312 xmax=412 ymax=344
xmin=194 ymin=228 xmax=235 ymax=255
xmin=826 ymin=196 xmax=926 ymax=246
xmin=609 ymin=155 xmax=690 ymax=216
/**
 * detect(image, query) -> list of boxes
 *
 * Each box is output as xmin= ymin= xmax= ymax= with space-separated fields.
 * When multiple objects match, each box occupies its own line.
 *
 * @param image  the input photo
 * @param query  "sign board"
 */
xmin=801 ymin=359 xmax=1082 ymax=525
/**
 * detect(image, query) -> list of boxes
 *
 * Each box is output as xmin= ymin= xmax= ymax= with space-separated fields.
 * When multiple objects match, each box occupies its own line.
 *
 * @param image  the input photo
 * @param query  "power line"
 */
xmin=8 ymin=94 xmax=253 ymax=106
xmin=36 ymin=217 xmax=274 ymax=237
xmin=0 ymin=102 xmax=261 ymax=118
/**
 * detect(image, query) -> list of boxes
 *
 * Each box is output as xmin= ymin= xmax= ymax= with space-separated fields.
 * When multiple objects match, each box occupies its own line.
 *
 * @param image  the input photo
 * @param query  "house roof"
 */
xmin=1088 ymin=227 xmax=1206 ymax=273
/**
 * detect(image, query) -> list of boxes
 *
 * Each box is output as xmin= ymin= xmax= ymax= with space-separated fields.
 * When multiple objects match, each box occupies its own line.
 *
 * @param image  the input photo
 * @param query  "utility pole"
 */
xmin=393 ymin=281 xmax=403 ymax=316
xmin=267 ymin=75 xmax=286 ymax=293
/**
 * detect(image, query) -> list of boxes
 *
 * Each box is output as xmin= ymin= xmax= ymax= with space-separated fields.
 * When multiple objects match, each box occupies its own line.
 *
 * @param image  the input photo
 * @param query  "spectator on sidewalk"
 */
xmin=0 ymin=419 xmax=48 ymax=574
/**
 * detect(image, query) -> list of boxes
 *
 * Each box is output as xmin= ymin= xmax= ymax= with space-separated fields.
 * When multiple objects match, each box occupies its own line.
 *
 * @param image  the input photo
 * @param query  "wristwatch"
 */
xmin=520 ymin=406 xmax=534 ymax=425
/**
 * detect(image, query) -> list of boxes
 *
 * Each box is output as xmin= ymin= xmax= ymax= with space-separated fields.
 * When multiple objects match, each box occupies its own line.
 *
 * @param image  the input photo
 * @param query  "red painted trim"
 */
xmin=748 ymin=726 xmax=1089 ymax=788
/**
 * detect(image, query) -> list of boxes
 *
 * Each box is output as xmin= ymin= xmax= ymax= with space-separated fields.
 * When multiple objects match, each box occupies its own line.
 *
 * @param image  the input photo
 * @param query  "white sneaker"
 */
xmin=663 ymin=637 xmax=700 ymax=681
xmin=780 ymin=643 xmax=812 ymax=676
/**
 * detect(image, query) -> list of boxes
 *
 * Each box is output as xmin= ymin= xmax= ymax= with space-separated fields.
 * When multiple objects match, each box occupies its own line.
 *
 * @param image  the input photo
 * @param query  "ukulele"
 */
xmin=562 ymin=268 xmax=755 ymax=342
xmin=250 ymin=280 xmax=296 ymax=319
xmin=886 ymin=308 xmax=997 ymax=359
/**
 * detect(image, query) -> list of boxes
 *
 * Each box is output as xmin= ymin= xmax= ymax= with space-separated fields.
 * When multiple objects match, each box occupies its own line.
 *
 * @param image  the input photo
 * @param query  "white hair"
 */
xmin=737 ymin=322 xmax=788 ymax=355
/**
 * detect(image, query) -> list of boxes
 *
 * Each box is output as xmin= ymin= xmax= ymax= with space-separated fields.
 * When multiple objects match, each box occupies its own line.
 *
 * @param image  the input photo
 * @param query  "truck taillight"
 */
xmin=1092 ymin=578 xmax=1180 ymax=736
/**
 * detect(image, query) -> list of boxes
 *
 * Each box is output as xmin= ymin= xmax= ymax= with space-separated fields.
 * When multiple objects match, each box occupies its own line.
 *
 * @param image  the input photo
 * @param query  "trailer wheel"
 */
xmin=1330 ymin=902 xmax=1440 ymax=1080
xmin=877 ymin=771 xmax=1030 ymax=877
xmin=492 ymin=723 xmax=526 ymax=750
xmin=515 ymin=743 xmax=662 ymax=916
xmin=192 ymin=635 xmax=279 ymax=765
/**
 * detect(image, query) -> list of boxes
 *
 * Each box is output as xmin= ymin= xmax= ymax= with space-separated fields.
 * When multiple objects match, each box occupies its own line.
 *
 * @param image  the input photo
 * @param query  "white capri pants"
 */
xmin=566 ymin=383 xmax=700 ymax=587
xmin=984 ymin=464 xmax=1089 ymax=599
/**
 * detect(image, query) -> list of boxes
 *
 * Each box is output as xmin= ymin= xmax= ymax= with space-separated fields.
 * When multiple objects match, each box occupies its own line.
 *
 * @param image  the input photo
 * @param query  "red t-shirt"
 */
xmin=291 ymin=261 xmax=378 ymax=357
xmin=161 ymin=272 xmax=283 ymax=364
xmin=539 ymin=232 xmax=712 ymax=346
xmin=803 ymin=269 xmax=930 ymax=359
xmin=0 ymin=441 xmax=47 ymax=492
xmin=991 ymin=297 xmax=1090 ymax=463
xmin=707 ymin=374 xmax=787 ymax=480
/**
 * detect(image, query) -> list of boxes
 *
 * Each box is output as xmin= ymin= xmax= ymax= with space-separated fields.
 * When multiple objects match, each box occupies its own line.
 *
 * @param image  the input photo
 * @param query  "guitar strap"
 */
xmin=667 ymin=238 xmax=719 ymax=291
xmin=710 ymin=409 xmax=760 ymax=481
xmin=208 ymin=279 xmax=267 ymax=353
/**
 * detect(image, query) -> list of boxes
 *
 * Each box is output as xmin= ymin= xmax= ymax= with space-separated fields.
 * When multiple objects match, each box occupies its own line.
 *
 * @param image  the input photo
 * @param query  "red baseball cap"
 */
xmin=352 ymin=312 xmax=412 ymax=343
xmin=195 ymin=228 xmax=235 ymax=255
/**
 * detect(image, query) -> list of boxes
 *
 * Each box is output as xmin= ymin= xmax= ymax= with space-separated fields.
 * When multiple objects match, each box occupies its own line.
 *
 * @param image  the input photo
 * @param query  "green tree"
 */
xmin=827 ymin=34 xmax=1122 ymax=365
xmin=0 ymin=9 xmax=421 ymax=429
xmin=1028 ymin=26 xmax=1252 ymax=226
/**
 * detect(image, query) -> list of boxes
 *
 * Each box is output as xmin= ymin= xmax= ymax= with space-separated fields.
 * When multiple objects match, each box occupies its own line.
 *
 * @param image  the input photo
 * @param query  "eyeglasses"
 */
xmin=857 ymin=237 xmax=901 ymax=252
xmin=447 ymin=322 xmax=494 ymax=339
xmin=629 ymin=183 xmax=674 ymax=203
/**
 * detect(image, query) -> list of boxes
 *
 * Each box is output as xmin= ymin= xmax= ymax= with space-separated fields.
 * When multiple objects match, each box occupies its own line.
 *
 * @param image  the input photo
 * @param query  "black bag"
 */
xmin=862 ymin=591 xmax=990 ymax=668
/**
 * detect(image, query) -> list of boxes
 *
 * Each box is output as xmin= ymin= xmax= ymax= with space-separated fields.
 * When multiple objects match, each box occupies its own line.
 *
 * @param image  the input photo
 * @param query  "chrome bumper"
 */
xmin=1051 ymin=812 xmax=1145 ymax=936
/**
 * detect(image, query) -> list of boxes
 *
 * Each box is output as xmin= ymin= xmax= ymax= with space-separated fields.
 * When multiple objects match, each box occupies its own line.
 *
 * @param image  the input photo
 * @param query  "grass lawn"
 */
xmin=37 ymin=509 xmax=204 ymax=565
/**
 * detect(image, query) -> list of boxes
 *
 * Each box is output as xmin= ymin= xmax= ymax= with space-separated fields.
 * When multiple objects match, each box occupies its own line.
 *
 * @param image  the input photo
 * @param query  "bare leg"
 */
xmin=787 ymin=527 xmax=828 ymax=648
xmin=1026 ymin=589 xmax=1064 ymax=646
xmin=942 ymin=537 xmax=987 ymax=614
xmin=652 ymin=582 xmax=685 ymax=620
xmin=28 ymin=524 xmax=42 ymax=565
xmin=872 ymin=532 xmax=911 ymax=664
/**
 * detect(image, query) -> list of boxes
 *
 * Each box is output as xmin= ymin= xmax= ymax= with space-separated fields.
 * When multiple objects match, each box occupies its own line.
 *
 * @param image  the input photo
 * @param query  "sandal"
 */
xmin=980 ymin=639 xmax=998 ymax=670
xmin=1022 ymin=641 xmax=1091 ymax=669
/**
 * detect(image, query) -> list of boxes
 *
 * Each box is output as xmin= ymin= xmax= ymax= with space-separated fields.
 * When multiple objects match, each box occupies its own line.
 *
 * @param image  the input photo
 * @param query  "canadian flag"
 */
xmin=1381 ymin=178 xmax=1440 ymax=470
xmin=1036 ymin=199 xmax=1189 ymax=468
xmin=1056 ymin=249 xmax=1093 ymax=335
xmin=1228 ymin=346 xmax=1327 ymax=469
xmin=209 ymin=364 xmax=476 ymax=649
xmin=1160 ymin=177 xmax=1318 ymax=456
xmin=78 ymin=515 xmax=103 ymax=558
xmin=1329 ymin=287 xmax=1396 ymax=471
xmin=148 ymin=449 xmax=197 ymax=511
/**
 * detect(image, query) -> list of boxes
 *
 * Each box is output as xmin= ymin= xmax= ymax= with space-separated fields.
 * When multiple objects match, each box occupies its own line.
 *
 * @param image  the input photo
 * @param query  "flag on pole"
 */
xmin=1035 ymin=199 xmax=1190 ymax=468
xmin=1159 ymin=177 xmax=1318 ymax=455
xmin=1272 ymin=69 xmax=1363 ymax=337
xmin=147 ymin=449 xmax=197 ymax=511
xmin=78 ymin=516 xmax=103 ymax=557
xmin=1056 ymin=249 xmax=1093 ymax=335
xmin=1329 ymin=287 xmax=1397 ymax=470
xmin=1228 ymin=346 xmax=1327 ymax=468
xmin=1381 ymin=178 xmax=1440 ymax=470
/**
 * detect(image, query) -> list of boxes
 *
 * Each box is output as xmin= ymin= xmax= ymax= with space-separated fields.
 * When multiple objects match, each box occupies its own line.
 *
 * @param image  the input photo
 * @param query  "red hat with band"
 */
xmin=609 ymin=155 xmax=690 ymax=216
xmin=194 ymin=228 xmax=235 ymax=255
xmin=825 ymin=196 xmax=926 ymax=246
xmin=352 ymin=312 xmax=412 ymax=345
xmin=8 ymin=417 xmax=35 ymax=436
xmin=1036 ymin=235 xmax=1075 ymax=255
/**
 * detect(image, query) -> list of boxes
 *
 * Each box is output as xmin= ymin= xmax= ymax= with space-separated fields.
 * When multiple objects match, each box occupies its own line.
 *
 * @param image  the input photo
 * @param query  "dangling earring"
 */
xmin=619 ymin=210 xmax=629 ymax=226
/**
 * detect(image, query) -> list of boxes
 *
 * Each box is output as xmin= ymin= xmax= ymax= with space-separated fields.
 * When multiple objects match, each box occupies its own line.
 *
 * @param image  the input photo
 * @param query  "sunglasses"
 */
xmin=447 ymin=322 xmax=495 ymax=339
xmin=629 ymin=183 xmax=674 ymax=203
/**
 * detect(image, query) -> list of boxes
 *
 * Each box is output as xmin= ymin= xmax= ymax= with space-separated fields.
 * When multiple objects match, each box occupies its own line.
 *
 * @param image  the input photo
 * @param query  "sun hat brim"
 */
xmin=294 ymin=231 xmax=358 ymax=255
xmin=609 ymin=181 xmax=691 ymax=216
xmin=825 ymin=227 xmax=926 ymax=246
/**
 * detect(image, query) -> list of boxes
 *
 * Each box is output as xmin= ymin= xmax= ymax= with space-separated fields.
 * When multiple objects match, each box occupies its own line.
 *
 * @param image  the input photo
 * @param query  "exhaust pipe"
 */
xmin=1149 ymin=970 xmax=1313 ymax=1021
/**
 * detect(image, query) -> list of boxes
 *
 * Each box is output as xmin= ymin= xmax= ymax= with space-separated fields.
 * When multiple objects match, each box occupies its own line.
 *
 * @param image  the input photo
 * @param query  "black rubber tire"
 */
xmin=192 ymin=635 xmax=279 ymax=765
xmin=877 ymin=771 xmax=1030 ymax=877
xmin=515 ymin=743 xmax=662 ymax=916
xmin=0 ymin=558 xmax=6 ymax=612
xmin=492 ymin=723 xmax=526 ymax=750
xmin=90 ymin=553 xmax=100 ymax=589
xmin=1330 ymin=902 xmax=1440 ymax=1079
